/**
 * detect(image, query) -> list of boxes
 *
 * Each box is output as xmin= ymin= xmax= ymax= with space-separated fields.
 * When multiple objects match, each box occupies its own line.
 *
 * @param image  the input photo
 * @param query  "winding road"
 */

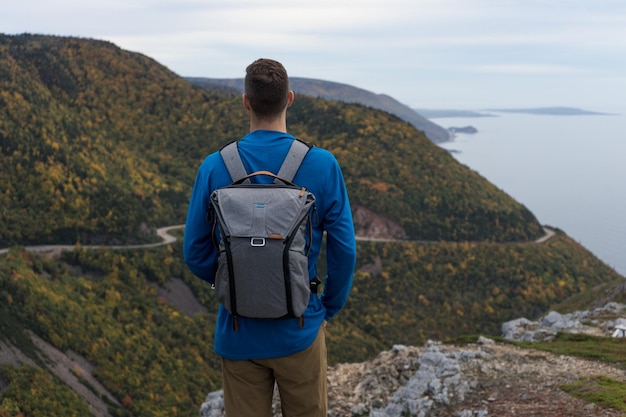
xmin=0 ymin=224 xmax=186 ymax=256
xmin=0 ymin=225 xmax=555 ymax=257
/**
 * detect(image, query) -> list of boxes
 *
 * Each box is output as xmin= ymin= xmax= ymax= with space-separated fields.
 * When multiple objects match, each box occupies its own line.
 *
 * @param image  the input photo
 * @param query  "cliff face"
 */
xmin=0 ymin=331 xmax=118 ymax=417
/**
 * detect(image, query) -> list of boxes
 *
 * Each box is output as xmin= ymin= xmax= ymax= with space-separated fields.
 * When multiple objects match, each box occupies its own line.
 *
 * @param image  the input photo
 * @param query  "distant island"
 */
xmin=485 ymin=107 xmax=616 ymax=116
xmin=448 ymin=126 xmax=478 ymax=134
xmin=415 ymin=106 xmax=616 ymax=118
xmin=414 ymin=109 xmax=496 ymax=118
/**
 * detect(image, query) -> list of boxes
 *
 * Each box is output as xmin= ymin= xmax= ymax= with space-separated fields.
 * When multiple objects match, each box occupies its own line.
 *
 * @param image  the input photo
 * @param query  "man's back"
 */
xmin=184 ymin=130 xmax=356 ymax=359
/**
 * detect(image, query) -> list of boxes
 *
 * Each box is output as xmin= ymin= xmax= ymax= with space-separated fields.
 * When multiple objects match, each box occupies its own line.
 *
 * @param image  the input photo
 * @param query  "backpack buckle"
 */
xmin=310 ymin=277 xmax=322 ymax=295
xmin=250 ymin=237 xmax=266 ymax=247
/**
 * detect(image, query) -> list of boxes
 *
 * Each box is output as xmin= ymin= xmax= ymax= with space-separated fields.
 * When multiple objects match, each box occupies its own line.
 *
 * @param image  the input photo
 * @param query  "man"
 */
xmin=184 ymin=58 xmax=356 ymax=417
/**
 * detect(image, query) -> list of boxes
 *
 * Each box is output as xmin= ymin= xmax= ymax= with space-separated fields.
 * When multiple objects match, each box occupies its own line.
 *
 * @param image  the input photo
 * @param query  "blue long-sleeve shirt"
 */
xmin=184 ymin=130 xmax=356 ymax=360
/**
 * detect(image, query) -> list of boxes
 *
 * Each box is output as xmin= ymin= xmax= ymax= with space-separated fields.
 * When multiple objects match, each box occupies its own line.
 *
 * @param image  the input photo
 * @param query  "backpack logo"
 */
xmin=209 ymin=140 xmax=316 ymax=329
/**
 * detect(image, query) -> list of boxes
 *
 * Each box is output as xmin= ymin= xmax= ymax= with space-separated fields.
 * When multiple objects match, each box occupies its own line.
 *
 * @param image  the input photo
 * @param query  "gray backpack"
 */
xmin=209 ymin=140 xmax=317 ymax=329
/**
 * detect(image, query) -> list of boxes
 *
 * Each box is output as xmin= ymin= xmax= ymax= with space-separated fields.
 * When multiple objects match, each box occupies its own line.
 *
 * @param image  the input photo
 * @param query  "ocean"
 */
xmin=436 ymin=110 xmax=626 ymax=277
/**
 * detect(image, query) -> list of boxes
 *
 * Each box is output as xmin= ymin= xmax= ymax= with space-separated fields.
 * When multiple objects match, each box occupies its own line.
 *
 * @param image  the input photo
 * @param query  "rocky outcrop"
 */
xmin=502 ymin=302 xmax=626 ymax=342
xmin=200 ymin=342 xmax=491 ymax=417
xmin=353 ymin=205 xmax=407 ymax=241
xmin=200 ymin=302 xmax=626 ymax=417
xmin=366 ymin=344 xmax=487 ymax=417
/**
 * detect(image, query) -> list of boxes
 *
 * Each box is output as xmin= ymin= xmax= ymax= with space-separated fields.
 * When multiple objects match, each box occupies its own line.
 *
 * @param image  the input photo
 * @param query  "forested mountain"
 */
xmin=187 ymin=76 xmax=452 ymax=144
xmin=0 ymin=34 xmax=544 ymax=247
xmin=1 ymin=34 xmax=623 ymax=417
xmin=0 ymin=35 xmax=219 ymax=246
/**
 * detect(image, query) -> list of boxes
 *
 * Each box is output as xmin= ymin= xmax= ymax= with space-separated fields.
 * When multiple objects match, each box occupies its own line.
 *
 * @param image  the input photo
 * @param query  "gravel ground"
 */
xmin=446 ymin=342 xmax=626 ymax=417
xmin=326 ymin=340 xmax=626 ymax=417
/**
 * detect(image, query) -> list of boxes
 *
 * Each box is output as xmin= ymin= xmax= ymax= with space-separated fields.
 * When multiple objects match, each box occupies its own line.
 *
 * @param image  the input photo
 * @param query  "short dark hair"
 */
xmin=245 ymin=59 xmax=290 ymax=118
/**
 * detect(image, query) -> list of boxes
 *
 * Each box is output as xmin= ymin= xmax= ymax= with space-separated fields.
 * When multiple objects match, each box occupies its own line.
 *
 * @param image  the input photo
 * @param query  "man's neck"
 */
xmin=249 ymin=117 xmax=287 ymax=133
xmin=243 ymin=92 xmax=293 ymax=133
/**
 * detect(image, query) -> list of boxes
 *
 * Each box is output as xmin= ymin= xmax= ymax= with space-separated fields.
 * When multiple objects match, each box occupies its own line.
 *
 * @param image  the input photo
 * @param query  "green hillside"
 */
xmin=0 ymin=33 xmax=543 ymax=247
xmin=0 ymin=34 xmax=242 ymax=246
xmin=1 ymin=34 xmax=623 ymax=417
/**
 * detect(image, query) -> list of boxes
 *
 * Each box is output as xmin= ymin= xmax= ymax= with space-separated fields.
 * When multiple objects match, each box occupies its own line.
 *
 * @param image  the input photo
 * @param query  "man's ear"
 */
xmin=242 ymin=93 xmax=252 ymax=111
xmin=287 ymin=90 xmax=295 ymax=107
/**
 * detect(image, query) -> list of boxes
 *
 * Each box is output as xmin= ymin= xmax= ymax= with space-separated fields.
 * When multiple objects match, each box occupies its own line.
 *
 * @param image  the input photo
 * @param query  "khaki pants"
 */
xmin=221 ymin=328 xmax=327 ymax=417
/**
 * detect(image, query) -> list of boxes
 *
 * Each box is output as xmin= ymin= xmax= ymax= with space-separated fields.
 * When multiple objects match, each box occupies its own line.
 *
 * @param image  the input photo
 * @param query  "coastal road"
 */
xmin=0 ymin=224 xmax=186 ymax=256
xmin=357 ymin=227 xmax=556 ymax=244
xmin=534 ymin=227 xmax=555 ymax=243
xmin=0 ymin=225 xmax=555 ymax=256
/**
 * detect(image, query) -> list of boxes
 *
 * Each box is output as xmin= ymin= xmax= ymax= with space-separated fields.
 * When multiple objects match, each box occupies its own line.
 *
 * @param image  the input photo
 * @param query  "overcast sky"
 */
xmin=3 ymin=0 xmax=625 ymax=112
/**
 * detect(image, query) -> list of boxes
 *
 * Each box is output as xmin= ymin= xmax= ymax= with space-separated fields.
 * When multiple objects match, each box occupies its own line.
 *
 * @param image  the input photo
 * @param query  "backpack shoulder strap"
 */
xmin=220 ymin=141 xmax=249 ymax=183
xmin=220 ymin=139 xmax=311 ymax=183
xmin=276 ymin=139 xmax=311 ymax=182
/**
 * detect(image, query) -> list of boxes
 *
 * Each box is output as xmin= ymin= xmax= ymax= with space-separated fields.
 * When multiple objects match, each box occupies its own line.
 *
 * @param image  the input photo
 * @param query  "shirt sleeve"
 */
xmin=319 ymin=159 xmax=357 ymax=321
xmin=183 ymin=159 xmax=219 ymax=284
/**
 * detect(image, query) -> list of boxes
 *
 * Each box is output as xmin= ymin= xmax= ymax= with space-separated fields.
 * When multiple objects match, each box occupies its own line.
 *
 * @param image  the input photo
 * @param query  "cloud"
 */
xmin=465 ymin=64 xmax=591 ymax=75
xmin=2 ymin=0 xmax=625 ymax=109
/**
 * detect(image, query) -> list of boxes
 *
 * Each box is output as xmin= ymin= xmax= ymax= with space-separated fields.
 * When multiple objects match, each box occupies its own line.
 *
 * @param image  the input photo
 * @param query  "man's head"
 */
xmin=244 ymin=58 xmax=291 ymax=120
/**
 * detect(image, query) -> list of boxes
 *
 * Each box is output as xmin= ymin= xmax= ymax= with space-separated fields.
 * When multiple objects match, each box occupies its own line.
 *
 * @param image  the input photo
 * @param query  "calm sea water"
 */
xmin=437 ymin=110 xmax=626 ymax=277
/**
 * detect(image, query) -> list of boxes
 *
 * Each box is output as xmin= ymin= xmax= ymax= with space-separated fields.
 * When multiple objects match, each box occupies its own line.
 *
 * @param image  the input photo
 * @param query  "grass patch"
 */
xmin=442 ymin=334 xmax=483 ymax=345
xmin=440 ymin=332 xmax=626 ymax=369
xmin=517 ymin=332 xmax=626 ymax=368
xmin=442 ymin=334 xmax=516 ymax=346
xmin=520 ymin=333 xmax=626 ymax=412
xmin=561 ymin=376 xmax=626 ymax=411
xmin=446 ymin=332 xmax=626 ymax=412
